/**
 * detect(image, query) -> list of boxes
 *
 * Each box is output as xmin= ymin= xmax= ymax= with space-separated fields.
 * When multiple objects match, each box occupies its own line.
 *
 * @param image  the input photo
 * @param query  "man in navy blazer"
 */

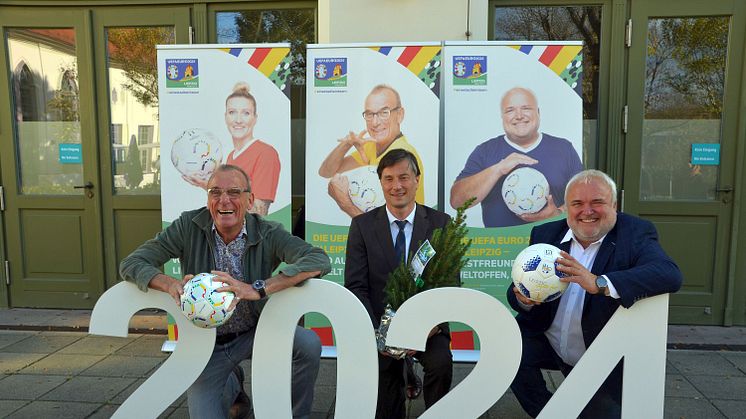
xmin=507 ymin=169 xmax=682 ymax=418
xmin=345 ymin=149 xmax=454 ymax=419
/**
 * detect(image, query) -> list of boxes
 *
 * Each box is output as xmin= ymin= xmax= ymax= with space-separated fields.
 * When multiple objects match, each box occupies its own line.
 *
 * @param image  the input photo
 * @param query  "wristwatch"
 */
xmin=595 ymin=276 xmax=609 ymax=296
xmin=252 ymin=279 xmax=267 ymax=299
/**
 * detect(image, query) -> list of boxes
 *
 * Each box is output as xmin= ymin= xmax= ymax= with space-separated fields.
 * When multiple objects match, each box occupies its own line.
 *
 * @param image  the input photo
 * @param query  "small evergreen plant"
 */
xmin=383 ymin=198 xmax=474 ymax=311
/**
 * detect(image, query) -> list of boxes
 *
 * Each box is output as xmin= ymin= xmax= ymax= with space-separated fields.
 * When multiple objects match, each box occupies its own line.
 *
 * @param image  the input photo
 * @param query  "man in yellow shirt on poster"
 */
xmin=319 ymin=84 xmax=425 ymax=218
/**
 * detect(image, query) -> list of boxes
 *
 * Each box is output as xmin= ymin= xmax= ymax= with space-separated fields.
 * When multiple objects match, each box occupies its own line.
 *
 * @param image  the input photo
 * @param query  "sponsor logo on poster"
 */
xmin=453 ymin=56 xmax=487 ymax=86
xmin=314 ymin=58 xmax=347 ymax=87
xmin=165 ymin=58 xmax=199 ymax=88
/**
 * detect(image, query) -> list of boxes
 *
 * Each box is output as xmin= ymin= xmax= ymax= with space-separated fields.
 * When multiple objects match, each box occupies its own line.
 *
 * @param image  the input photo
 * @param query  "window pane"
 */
xmin=640 ymin=17 xmax=729 ymax=201
xmin=216 ymin=9 xmax=315 ymax=196
xmin=493 ymin=6 xmax=602 ymax=168
xmin=7 ymin=28 xmax=83 ymax=195
xmin=106 ymin=27 xmax=175 ymax=194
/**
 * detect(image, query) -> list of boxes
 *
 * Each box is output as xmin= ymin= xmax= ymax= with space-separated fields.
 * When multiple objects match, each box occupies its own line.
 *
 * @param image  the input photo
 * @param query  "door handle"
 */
xmin=74 ymin=181 xmax=94 ymax=190
xmin=715 ymin=186 xmax=733 ymax=193
xmin=74 ymin=181 xmax=94 ymax=198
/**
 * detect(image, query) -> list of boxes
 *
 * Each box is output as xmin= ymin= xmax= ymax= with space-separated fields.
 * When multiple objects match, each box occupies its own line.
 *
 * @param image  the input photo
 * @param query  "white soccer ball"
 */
xmin=512 ymin=243 xmax=569 ymax=303
xmin=171 ymin=128 xmax=223 ymax=181
xmin=501 ymin=167 xmax=550 ymax=215
xmin=346 ymin=165 xmax=385 ymax=213
xmin=180 ymin=273 xmax=236 ymax=328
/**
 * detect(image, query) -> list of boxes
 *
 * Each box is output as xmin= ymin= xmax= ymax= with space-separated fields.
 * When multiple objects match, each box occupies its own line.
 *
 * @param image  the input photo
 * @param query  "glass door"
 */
xmin=624 ymin=0 xmax=745 ymax=324
xmin=0 ymin=9 xmax=104 ymax=307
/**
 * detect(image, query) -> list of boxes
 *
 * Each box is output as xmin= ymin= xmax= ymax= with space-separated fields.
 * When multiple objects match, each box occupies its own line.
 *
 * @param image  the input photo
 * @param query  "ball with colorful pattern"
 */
xmin=511 ymin=243 xmax=569 ymax=303
xmin=180 ymin=273 xmax=236 ymax=328
xmin=501 ymin=166 xmax=550 ymax=215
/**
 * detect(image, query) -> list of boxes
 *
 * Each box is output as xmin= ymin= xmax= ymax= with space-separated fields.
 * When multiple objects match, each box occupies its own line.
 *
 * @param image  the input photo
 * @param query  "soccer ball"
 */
xmin=171 ymin=128 xmax=223 ymax=181
xmin=180 ymin=273 xmax=236 ymax=328
xmin=501 ymin=167 xmax=550 ymax=215
xmin=347 ymin=165 xmax=385 ymax=213
xmin=512 ymin=243 xmax=569 ymax=303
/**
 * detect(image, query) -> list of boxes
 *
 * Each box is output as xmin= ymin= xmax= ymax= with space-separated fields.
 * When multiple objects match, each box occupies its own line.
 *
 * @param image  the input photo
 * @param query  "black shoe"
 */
xmin=229 ymin=365 xmax=252 ymax=419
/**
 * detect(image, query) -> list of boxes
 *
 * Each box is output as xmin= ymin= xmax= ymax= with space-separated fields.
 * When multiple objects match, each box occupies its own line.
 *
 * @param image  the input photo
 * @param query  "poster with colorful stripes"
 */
xmin=305 ymin=43 xmax=441 ymax=347
xmin=443 ymin=41 xmax=584 ymax=349
xmin=156 ymin=43 xmax=292 ymax=277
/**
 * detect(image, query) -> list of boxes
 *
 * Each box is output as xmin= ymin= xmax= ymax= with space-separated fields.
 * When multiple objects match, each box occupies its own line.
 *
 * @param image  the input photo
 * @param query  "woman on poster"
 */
xmin=184 ymin=82 xmax=281 ymax=215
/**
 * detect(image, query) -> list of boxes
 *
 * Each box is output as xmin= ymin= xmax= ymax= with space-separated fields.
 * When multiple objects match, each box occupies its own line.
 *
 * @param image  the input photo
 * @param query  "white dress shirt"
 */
xmin=544 ymin=230 xmax=620 ymax=366
xmin=386 ymin=205 xmax=416 ymax=263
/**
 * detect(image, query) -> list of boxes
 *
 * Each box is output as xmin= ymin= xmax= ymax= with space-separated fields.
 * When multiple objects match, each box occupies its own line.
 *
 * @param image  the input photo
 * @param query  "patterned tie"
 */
xmin=394 ymin=220 xmax=407 ymax=263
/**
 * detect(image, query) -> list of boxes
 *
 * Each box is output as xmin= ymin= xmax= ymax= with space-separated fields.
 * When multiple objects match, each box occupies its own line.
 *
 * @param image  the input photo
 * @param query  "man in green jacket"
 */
xmin=120 ymin=164 xmax=331 ymax=419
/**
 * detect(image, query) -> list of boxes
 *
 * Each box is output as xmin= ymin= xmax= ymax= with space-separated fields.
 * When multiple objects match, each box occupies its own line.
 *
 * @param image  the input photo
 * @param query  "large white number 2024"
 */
xmin=89 ymin=280 xmax=520 ymax=418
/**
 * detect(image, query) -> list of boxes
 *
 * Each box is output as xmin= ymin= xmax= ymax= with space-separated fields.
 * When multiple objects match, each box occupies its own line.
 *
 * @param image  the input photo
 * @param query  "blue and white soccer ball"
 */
xmin=512 ymin=243 xmax=569 ymax=303
xmin=180 ymin=273 xmax=236 ymax=328
xmin=501 ymin=167 xmax=550 ymax=215
xmin=347 ymin=165 xmax=385 ymax=213
xmin=171 ymin=128 xmax=223 ymax=181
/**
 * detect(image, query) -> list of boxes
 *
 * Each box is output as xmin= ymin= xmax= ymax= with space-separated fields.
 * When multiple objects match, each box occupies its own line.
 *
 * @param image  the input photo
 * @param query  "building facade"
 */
xmin=0 ymin=0 xmax=744 ymax=326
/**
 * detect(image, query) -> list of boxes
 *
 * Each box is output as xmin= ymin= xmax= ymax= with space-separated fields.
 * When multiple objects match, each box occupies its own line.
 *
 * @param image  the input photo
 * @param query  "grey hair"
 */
xmin=564 ymin=169 xmax=617 ymax=204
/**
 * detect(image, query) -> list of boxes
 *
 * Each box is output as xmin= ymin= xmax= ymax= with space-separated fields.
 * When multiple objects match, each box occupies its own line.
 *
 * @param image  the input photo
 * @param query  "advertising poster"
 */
xmin=157 ymin=44 xmax=293 ymax=278
xmin=305 ymin=43 xmax=442 ymax=345
xmin=444 ymin=41 xmax=583 ymax=348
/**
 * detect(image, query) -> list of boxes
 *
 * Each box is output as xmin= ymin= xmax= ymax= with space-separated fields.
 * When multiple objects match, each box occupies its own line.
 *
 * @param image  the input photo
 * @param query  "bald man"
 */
xmin=450 ymin=87 xmax=582 ymax=227
xmin=319 ymin=84 xmax=425 ymax=218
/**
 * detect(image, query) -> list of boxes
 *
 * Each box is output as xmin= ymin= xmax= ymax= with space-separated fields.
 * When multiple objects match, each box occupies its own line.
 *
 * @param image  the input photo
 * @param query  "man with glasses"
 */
xmin=120 ymin=164 xmax=330 ymax=419
xmin=450 ymin=86 xmax=583 ymax=227
xmin=319 ymin=84 xmax=425 ymax=218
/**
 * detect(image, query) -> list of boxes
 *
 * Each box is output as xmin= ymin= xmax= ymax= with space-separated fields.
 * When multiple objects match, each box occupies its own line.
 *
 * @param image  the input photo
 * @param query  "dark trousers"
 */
xmin=510 ymin=331 xmax=622 ymax=419
xmin=375 ymin=332 xmax=453 ymax=419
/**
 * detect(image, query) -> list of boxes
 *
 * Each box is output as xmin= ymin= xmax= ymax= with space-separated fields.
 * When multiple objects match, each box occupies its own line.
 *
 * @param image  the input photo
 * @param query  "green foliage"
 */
xmin=384 ymin=198 xmax=474 ymax=311
xmin=125 ymin=136 xmax=143 ymax=188
xmin=107 ymin=27 xmax=175 ymax=108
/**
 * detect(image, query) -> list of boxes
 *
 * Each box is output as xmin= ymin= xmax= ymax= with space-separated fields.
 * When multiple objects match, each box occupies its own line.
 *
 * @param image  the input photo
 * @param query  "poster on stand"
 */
xmin=444 ymin=41 xmax=584 ymax=347
xmin=156 ymin=44 xmax=293 ymax=348
xmin=305 ymin=43 xmax=442 ymax=346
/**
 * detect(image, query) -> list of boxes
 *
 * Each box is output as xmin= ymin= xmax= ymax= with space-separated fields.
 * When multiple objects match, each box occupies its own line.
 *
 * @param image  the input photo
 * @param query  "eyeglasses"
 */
xmin=362 ymin=107 xmax=400 ymax=121
xmin=207 ymin=187 xmax=249 ymax=199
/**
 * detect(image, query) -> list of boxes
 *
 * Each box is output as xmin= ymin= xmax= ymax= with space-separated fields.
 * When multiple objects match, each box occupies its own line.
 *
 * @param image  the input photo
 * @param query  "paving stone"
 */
xmin=5 ymin=400 xmax=101 ymax=419
xmin=81 ymin=354 xmax=164 ymax=377
xmin=40 ymin=375 xmax=135 ymax=403
xmin=712 ymin=399 xmax=746 ymax=419
xmin=722 ymin=352 xmax=746 ymax=375
xmin=165 ymin=406 xmax=189 ymax=418
xmin=0 ymin=374 xmax=69 ymax=400
xmin=687 ymin=375 xmax=746 ymax=400
xmin=664 ymin=397 xmax=726 ymax=419
xmin=666 ymin=374 xmax=703 ymax=398
xmin=667 ymin=351 xmax=739 ymax=376
xmin=0 ymin=331 xmax=36 ymax=350
xmin=57 ymin=335 xmax=135 ymax=355
xmin=310 ymin=384 xmax=336 ymax=415
xmin=0 ymin=352 xmax=47 ymax=374
xmin=0 ymin=401 xmax=28 ymax=418
xmin=110 ymin=378 xmax=186 ymax=407
xmin=19 ymin=353 xmax=105 ymax=376
xmin=0 ymin=333 xmax=83 ymax=354
xmin=666 ymin=359 xmax=681 ymax=375
xmin=115 ymin=335 xmax=170 ymax=358
xmin=484 ymin=392 xmax=531 ymax=418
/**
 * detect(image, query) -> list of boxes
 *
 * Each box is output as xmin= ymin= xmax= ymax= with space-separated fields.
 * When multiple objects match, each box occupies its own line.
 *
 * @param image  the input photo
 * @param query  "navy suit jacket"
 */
xmin=507 ymin=212 xmax=683 ymax=348
xmin=345 ymin=203 xmax=452 ymax=329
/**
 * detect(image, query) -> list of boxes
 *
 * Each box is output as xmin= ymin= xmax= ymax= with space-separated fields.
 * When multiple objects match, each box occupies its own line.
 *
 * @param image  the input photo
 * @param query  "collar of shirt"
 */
xmin=232 ymin=138 xmax=258 ymax=159
xmin=386 ymin=204 xmax=416 ymax=262
xmin=211 ymin=221 xmax=248 ymax=245
xmin=504 ymin=132 xmax=543 ymax=153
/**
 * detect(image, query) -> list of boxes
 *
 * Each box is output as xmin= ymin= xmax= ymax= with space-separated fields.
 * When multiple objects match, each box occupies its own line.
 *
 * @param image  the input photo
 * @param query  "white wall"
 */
xmin=318 ymin=0 xmax=488 ymax=43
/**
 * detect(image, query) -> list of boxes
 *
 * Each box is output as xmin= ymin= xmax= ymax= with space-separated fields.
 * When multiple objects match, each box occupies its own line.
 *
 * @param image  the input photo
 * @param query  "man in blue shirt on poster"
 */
xmin=450 ymin=87 xmax=583 ymax=227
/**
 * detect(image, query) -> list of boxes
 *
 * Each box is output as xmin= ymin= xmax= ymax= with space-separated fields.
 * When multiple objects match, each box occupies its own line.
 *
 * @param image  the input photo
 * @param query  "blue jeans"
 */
xmin=186 ymin=326 xmax=321 ymax=419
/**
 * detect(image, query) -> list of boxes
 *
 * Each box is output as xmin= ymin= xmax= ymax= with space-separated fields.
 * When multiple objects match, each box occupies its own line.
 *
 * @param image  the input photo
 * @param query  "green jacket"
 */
xmin=120 ymin=207 xmax=331 ymax=326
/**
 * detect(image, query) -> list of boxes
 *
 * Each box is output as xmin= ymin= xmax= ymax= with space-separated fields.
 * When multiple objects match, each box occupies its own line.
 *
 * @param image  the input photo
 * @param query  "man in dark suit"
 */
xmin=508 ymin=169 xmax=683 ymax=418
xmin=345 ymin=149 xmax=453 ymax=419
